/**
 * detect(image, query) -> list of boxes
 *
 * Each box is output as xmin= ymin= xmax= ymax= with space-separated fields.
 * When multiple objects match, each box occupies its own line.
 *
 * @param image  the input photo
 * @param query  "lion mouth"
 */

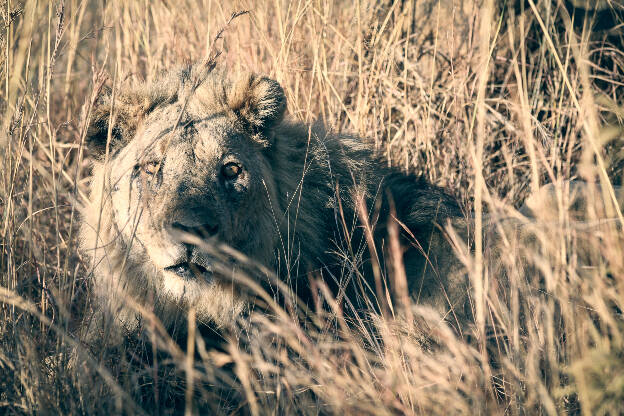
xmin=164 ymin=261 xmax=211 ymax=280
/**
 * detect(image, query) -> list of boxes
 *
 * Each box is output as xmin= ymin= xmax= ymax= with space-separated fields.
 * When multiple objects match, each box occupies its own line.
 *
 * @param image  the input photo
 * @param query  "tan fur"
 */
xmin=80 ymin=65 xmax=470 ymax=339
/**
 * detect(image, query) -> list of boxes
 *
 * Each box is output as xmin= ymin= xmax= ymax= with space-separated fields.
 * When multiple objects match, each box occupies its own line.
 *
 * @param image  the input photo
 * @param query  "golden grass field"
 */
xmin=1 ymin=0 xmax=624 ymax=414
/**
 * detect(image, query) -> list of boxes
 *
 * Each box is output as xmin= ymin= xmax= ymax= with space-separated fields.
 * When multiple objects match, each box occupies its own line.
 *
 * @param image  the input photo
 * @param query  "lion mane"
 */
xmin=80 ymin=64 xmax=468 ymax=342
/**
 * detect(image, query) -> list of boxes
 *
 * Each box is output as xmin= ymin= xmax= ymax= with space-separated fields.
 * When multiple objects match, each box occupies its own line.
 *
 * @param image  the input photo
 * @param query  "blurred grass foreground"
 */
xmin=1 ymin=0 xmax=624 ymax=414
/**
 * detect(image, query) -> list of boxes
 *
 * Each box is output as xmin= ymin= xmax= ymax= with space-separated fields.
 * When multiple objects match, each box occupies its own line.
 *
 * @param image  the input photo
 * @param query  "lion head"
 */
xmin=81 ymin=67 xmax=290 ymax=331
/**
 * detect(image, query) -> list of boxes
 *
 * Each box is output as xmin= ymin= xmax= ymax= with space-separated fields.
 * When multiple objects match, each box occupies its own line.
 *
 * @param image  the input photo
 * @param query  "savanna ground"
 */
xmin=1 ymin=0 xmax=624 ymax=414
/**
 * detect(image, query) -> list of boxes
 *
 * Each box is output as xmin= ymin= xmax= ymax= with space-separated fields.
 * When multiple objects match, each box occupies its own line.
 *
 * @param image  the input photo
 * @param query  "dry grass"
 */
xmin=1 ymin=0 xmax=624 ymax=414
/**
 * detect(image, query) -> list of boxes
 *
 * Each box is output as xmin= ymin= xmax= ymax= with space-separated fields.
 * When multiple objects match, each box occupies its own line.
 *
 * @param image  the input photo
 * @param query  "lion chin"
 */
xmin=159 ymin=248 xmax=247 ymax=327
xmin=80 ymin=64 xmax=471 ymax=344
xmin=161 ymin=272 xmax=245 ymax=328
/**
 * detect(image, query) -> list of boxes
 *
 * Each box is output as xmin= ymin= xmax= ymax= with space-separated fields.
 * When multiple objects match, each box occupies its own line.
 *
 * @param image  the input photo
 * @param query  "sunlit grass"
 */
xmin=1 ymin=1 xmax=623 ymax=414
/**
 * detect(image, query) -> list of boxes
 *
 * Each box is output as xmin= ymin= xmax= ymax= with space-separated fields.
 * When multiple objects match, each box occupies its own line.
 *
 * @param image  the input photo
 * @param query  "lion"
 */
xmin=80 ymin=64 xmax=470 ymax=343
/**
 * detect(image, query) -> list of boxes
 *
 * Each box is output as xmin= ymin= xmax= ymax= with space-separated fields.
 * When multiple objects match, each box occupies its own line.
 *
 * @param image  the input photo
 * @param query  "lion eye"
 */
xmin=143 ymin=161 xmax=160 ymax=175
xmin=222 ymin=162 xmax=242 ymax=180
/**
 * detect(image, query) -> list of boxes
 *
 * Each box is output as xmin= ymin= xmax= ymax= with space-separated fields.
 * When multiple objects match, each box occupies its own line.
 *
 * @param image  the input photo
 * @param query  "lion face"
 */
xmin=82 ymin=70 xmax=287 ymax=328
xmin=109 ymin=107 xmax=276 ymax=318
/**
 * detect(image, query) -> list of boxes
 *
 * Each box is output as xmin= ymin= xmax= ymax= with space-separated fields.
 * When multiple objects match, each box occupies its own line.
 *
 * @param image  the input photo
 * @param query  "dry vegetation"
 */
xmin=1 ymin=0 xmax=624 ymax=414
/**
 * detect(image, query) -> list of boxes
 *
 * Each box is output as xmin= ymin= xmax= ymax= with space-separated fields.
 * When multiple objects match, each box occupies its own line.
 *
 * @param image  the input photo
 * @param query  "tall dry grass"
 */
xmin=1 ymin=0 xmax=623 ymax=414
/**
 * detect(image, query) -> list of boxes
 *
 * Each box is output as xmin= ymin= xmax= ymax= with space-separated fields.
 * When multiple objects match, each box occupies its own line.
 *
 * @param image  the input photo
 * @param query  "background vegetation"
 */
xmin=1 ymin=0 xmax=623 ymax=414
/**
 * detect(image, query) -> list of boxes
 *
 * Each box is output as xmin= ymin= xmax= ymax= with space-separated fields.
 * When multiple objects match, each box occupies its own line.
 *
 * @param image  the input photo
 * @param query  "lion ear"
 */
xmin=85 ymin=88 xmax=142 ymax=158
xmin=228 ymin=74 xmax=287 ymax=133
